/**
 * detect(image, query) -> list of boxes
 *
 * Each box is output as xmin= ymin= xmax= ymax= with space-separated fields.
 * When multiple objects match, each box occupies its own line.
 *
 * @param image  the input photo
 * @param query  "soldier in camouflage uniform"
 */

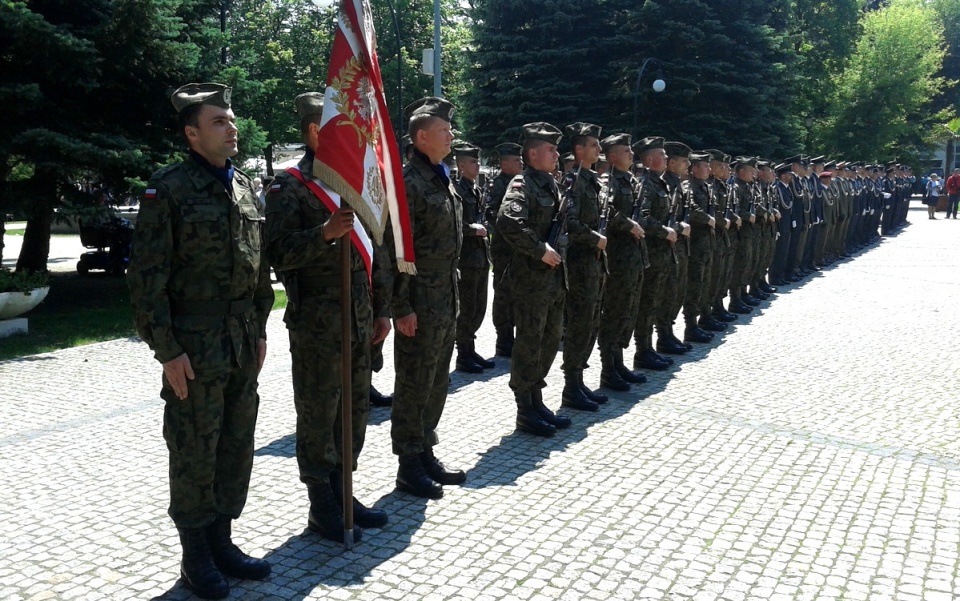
xmin=631 ymin=137 xmax=680 ymax=371
xmin=497 ymin=122 xmax=571 ymax=437
xmin=752 ymin=160 xmax=779 ymax=296
xmin=452 ymin=143 xmax=494 ymax=374
xmin=390 ymin=97 xmax=465 ymax=499
xmin=658 ymin=142 xmax=696 ymax=353
xmin=682 ymin=151 xmax=725 ymax=338
xmin=128 ymin=83 xmax=273 ymax=599
xmin=486 ymin=143 xmax=524 ymax=357
xmin=595 ymin=133 xmax=650 ymax=390
xmin=727 ymin=157 xmax=759 ymax=314
xmin=743 ymin=159 xmax=770 ymax=303
xmin=705 ymin=150 xmax=739 ymax=323
xmin=560 ymin=122 xmax=608 ymax=411
xmin=264 ymin=92 xmax=391 ymax=544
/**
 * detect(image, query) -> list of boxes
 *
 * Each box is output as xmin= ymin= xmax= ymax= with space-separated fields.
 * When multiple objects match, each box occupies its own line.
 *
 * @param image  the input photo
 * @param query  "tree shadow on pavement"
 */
xmin=149 ymin=493 xmax=430 ymax=600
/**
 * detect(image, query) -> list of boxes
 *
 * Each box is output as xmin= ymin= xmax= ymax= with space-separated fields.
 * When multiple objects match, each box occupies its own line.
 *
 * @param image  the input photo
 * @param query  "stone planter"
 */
xmin=0 ymin=286 xmax=50 ymax=320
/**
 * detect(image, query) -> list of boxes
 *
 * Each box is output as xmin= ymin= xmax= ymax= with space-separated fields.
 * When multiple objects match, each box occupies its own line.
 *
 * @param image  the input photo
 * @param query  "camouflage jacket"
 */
xmin=263 ymin=153 xmax=392 ymax=332
xmin=453 ymin=175 xmax=491 ymax=270
xmin=391 ymin=152 xmax=462 ymax=322
xmin=497 ymin=167 xmax=566 ymax=280
xmin=487 ymin=171 xmax=514 ymax=258
xmin=682 ymin=176 xmax=716 ymax=254
xmin=638 ymin=170 xmax=673 ymax=262
xmin=730 ymin=178 xmax=756 ymax=240
xmin=128 ymin=154 xmax=274 ymax=370
xmin=564 ymin=167 xmax=604 ymax=263
xmin=606 ymin=167 xmax=650 ymax=269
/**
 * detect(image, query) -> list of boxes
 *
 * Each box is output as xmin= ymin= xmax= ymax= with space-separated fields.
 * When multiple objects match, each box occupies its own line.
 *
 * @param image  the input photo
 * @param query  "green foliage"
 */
xmin=0 ymin=268 xmax=50 ymax=293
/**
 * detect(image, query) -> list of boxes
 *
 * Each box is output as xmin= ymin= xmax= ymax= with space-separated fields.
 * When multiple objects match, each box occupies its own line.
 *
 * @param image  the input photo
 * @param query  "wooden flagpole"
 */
xmin=340 ymin=231 xmax=355 ymax=549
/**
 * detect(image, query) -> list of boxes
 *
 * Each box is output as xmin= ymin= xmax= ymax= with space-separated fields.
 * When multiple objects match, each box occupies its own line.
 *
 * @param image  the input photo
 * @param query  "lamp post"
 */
xmin=632 ymin=58 xmax=666 ymax=136
xmin=433 ymin=0 xmax=442 ymax=97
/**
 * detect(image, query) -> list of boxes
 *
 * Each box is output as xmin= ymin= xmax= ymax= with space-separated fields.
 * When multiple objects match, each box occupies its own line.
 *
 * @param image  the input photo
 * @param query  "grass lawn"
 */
xmin=0 ymin=273 xmax=287 ymax=361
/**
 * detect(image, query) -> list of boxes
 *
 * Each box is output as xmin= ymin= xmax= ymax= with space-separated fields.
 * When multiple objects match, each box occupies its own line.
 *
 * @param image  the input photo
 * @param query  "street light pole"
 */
xmin=433 ymin=0 xmax=442 ymax=97
xmin=632 ymin=58 xmax=666 ymax=136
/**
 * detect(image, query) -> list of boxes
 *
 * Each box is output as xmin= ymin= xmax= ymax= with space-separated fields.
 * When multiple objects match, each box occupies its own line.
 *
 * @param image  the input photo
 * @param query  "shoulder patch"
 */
xmin=510 ymin=201 xmax=523 ymax=213
xmin=144 ymin=188 xmax=157 ymax=200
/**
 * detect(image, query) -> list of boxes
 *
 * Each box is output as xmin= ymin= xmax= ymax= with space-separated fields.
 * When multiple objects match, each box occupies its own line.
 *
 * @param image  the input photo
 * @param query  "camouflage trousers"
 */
xmin=729 ymin=236 xmax=753 ymax=299
xmin=597 ymin=250 xmax=644 ymax=354
xmin=509 ymin=267 xmax=565 ymax=395
xmin=161 ymin=363 xmax=259 ymax=529
xmin=754 ymin=231 xmax=774 ymax=285
xmin=634 ymin=250 xmax=675 ymax=351
xmin=392 ymin=315 xmax=455 ymax=456
xmin=712 ymin=238 xmax=735 ymax=304
xmin=456 ymin=266 xmax=489 ymax=348
xmin=491 ymin=249 xmax=514 ymax=335
xmin=289 ymin=299 xmax=372 ymax=486
xmin=561 ymin=254 xmax=604 ymax=372
xmin=685 ymin=248 xmax=712 ymax=322
xmin=659 ymin=245 xmax=688 ymax=330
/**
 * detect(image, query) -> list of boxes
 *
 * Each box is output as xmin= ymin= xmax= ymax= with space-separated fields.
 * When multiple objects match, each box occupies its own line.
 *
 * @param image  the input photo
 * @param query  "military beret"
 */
xmin=495 ymin=143 xmax=522 ymax=157
xmin=405 ymin=96 xmax=455 ymax=122
xmin=819 ymin=171 xmax=834 ymax=179
xmin=633 ymin=136 xmax=665 ymax=155
xmin=664 ymin=141 xmax=692 ymax=159
xmin=810 ymin=155 xmax=826 ymax=164
xmin=521 ymin=122 xmax=563 ymax=146
xmin=170 ymin=82 xmax=232 ymax=113
xmin=453 ymin=143 xmax=480 ymax=159
xmin=704 ymin=149 xmax=730 ymax=163
xmin=689 ymin=151 xmax=712 ymax=164
xmin=565 ymin=122 xmax=602 ymax=140
xmin=774 ymin=163 xmax=793 ymax=176
xmin=600 ymin=133 xmax=632 ymax=152
xmin=783 ymin=154 xmax=803 ymax=165
xmin=294 ymin=92 xmax=324 ymax=118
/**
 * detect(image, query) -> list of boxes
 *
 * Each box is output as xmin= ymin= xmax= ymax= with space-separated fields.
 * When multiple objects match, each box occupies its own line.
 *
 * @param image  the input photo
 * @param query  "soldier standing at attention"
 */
xmin=705 ymin=150 xmax=738 ymax=324
xmin=683 ymin=152 xmax=724 ymax=338
xmin=452 ymin=143 xmax=495 ymax=374
xmin=727 ymin=157 xmax=758 ymax=314
xmin=497 ymin=122 xmax=571 ymax=437
xmin=560 ymin=122 xmax=609 ymax=412
xmin=264 ymin=92 xmax=391 ymax=544
xmin=595 ymin=133 xmax=655 ymax=389
xmin=658 ymin=142 xmax=695 ymax=354
xmin=769 ymin=162 xmax=796 ymax=286
xmin=487 ymin=143 xmax=524 ymax=358
xmin=632 ymin=137 xmax=680 ymax=371
xmin=391 ymin=97 xmax=465 ymax=499
xmin=128 ymin=83 xmax=274 ymax=599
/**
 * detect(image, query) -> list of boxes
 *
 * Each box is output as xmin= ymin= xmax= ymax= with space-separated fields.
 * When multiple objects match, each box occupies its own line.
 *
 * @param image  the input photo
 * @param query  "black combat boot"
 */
xmin=468 ymin=339 xmax=495 ymax=369
xmin=599 ymin=351 xmax=630 ymax=392
xmin=684 ymin=323 xmax=713 ymax=344
xmin=419 ymin=448 xmax=466 ymax=485
xmin=741 ymin=288 xmax=761 ymax=306
xmin=206 ymin=516 xmax=271 ymax=581
xmin=515 ymin=392 xmax=557 ymax=437
xmin=613 ymin=349 xmax=646 ymax=384
xmin=698 ymin=315 xmax=727 ymax=332
xmin=729 ymin=298 xmax=753 ymax=314
xmin=396 ymin=454 xmax=443 ymax=499
xmin=495 ymin=330 xmax=514 ymax=357
xmin=712 ymin=300 xmax=738 ymax=322
xmin=330 ymin=469 xmax=388 ymax=529
xmin=561 ymin=370 xmax=599 ymax=411
xmin=759 ymin=280 xmax=777 ymax=294
xmin=531 ymin=386 xmax=571 ymax=429
xmin=656 ymin=325 xmax=690 ymax=355
xmin=177 ymin=526 xmax=229 ymax=600
xmin=307 ymin=482 xmax=362 ymax=543
xmin=670 ymin=328 xmax=694 ymax=351
xmin=455 ymin=344 xmax=483 ymax=373
xmin=369 ymin=385 xmax=393 ymax=407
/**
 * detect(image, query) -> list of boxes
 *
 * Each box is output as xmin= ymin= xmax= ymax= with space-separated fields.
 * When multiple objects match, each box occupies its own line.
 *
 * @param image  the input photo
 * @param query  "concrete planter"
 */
xmin=0 ymin=286 xmax=50 ymax=320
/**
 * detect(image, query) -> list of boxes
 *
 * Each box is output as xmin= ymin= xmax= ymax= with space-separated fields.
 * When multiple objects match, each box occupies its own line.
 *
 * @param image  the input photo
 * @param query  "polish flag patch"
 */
xmin=144 ymin=188 xmax=157 ymax=199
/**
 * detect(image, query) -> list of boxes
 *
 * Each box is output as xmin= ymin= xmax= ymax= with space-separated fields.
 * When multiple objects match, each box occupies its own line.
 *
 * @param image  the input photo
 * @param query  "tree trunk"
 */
xmin=265 ymin=142 xmax=274 ymax=177
xmin=15 ymin=169 xmax=56 ymax=273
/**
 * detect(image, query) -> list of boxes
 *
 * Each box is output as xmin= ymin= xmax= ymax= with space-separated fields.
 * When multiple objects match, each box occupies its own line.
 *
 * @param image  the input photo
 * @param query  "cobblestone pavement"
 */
xmin=2 ymin=206 xmax=960 ymax=601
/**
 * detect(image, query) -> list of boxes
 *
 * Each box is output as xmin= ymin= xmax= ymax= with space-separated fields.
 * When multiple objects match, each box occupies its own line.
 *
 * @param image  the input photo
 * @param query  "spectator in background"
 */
xmin=925 ymin=173 xmax=942 ymax=220
xmin=945 ymin=168 xmax=960 ymax=220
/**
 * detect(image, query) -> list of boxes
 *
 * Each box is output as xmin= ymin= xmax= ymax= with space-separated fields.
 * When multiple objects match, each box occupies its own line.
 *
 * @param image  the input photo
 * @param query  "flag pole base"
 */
xmin=343 ymin=529 xmax=355 ymax=550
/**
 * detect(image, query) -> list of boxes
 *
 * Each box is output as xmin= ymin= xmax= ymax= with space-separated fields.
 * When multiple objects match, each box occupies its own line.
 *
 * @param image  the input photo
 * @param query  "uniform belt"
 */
xmin=300 ymin=270 xmax=369 ymax=294
xmin=171 ymin=298 xmax=253 ymax=316
xmin=415 ymin=258 xmax=457 ymax=272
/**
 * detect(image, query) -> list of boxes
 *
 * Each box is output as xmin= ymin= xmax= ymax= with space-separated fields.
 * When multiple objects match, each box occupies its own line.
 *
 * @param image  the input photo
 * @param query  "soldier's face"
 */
xmin=609 ymin=145 xmax=633 ymax=171
xmin=690 ymin=161 xmax=710 ymax=180
xmin=416 ymin=118 xmax=454 ymax=163
xmin=643 ymin=149 xmax=667 ymax=172
xmin=668 ymin=157 xmax=689 ymax=177
xmin=187 ymin=105 xmax=239 ymax=167
xmin=529 ymin=142 xmax=559 ymax=172
xmin=458 ymin=157 xmax=480 ymax=180
xmin=500 ymin=155 xmax=523 ymax=176
xmin=577 ymin=137 xmax=601 ymax=165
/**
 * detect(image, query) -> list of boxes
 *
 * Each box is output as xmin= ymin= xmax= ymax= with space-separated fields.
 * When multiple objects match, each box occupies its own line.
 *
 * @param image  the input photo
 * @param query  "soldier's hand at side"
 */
xmin=708 ymin=216 xmax=716 ymax=229
xmin=681 ymin=222 xmax=691 ymax=237
xmin=749 ymin=214 xmax=756 ymax=224
xmin=541 ymin=245 xmax=562 ymax=267
xmin=630 ymin=222 xmax=644 ymax=240
xmin=371 ymin=317 xmax=391 ymax=344
xmin=322 ymin=208 xmax=356 ymax=241
xmin=724 ymin=218 xmax=731 ymax=230
xmin=163 ymin=353 xmax=195 ymax=400
xmin=396 ymin=313 xmax=417 ymax=337
xmin=256 ymin=339 xmax=267 ymax=374
xmin=471 ymin=224 xmax=488 ymax=237
xmin=735 ymin=215 xmax=742 ymax=227
xmin=596 ymin=235 xmax=607 ymax=251
xmin=664 ymin=226 xmax=678 ymax=243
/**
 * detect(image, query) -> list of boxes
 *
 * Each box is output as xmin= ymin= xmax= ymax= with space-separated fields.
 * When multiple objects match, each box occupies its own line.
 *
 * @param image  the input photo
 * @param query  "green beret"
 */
xmin=294 ymin=92 xmax=324 ymax=118
xmin=405 ymin=96 xmax=455 ymax=122
xmin=704 ymin=149 xmax=730 ymax=163
xmin=454 ymin=143 xmax=480 ymax=159
xmin=170 ymin=82 xmax=232 ymax=113
xmin=521 ymin=122 xmax=563 ymax=146
xmin=664 ymin=141 xmax=692 ymax=159
xmin=689 ymin=151 xmax=712 ymax=164
xmin=633 ymin=136 xmax=665 ymax=155
xmin=495 ymin=143 xmax=522 ymax=157
xmin=565 ymin=122 xmax=602 ymax=140
xmin=600 ymin=133 xmax=632 ymax=152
